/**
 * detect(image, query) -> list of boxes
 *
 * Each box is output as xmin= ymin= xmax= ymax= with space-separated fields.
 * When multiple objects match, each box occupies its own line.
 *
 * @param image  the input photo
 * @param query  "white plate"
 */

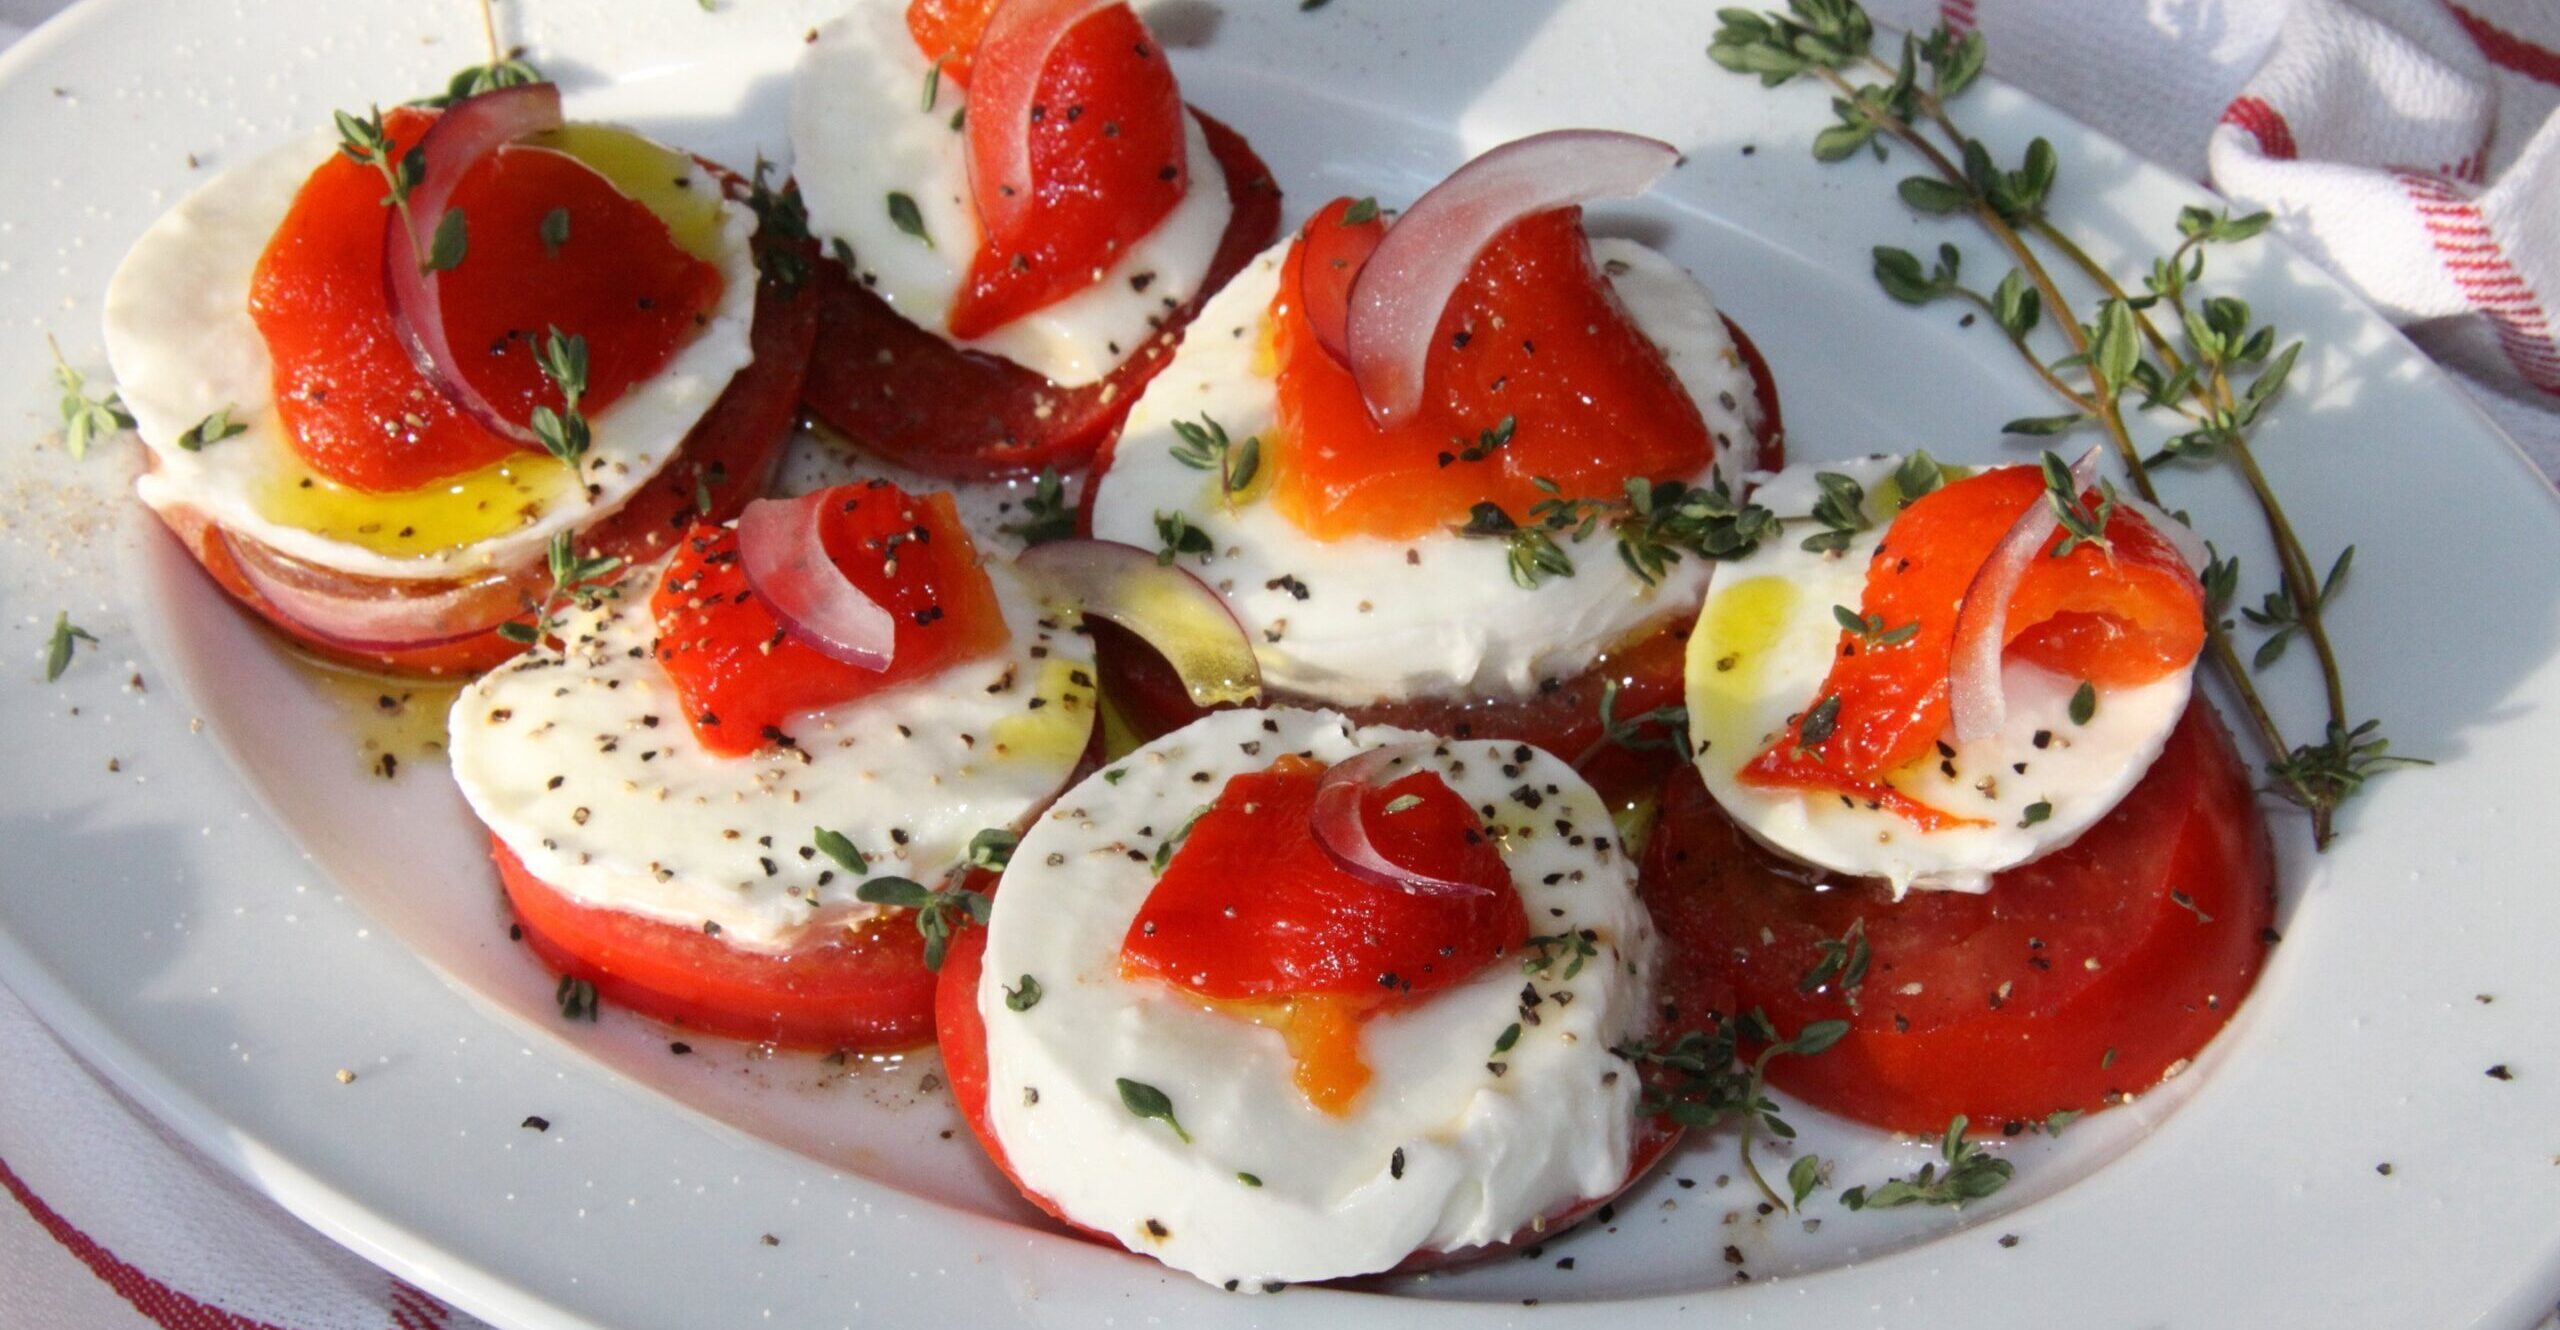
xmin=4 ymin=0 xmax=2559 ymax=1326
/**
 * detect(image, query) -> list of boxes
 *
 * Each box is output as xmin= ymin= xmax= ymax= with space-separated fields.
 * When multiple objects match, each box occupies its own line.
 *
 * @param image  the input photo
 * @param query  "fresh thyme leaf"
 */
xmin=539 ymin=206 xmax=571 ymax=256
xmin=555 ymin=974 xmax=600 ymax=1022
xmin=1004 ymin=974 xmax=1042 ymax=1011
xmin=1341 ymin=195 xmax=1379 ymax=224
xmin=424 ymin=206 xmax=469 ymax=273
xmin=1152 ymin=510 xmax=1214 ymax=567
xmin=1521 ymin=930 xmax=1598 ymax=980
xmin=2068 ymin=680 xmax=2097 ymax=725
xmin=1832 ymin=605 xmax=1916 ymax=649
xmin=509 ymin=530 xmax=623 ymax=649
xmin=43 ymin=612 xmax=96 ymax=683
xmin=412 ymin=56 xmax=545 ymax=109
xmin=1237 ymin=1171 xmax=1263 ymax=1186
xmin=1797 ymin=918 xmax=1869 ymax=1001
xmin=1001 ymin=467 xmax=1075 ymax=546
xmin=967 ymin=827 xmax=1019 ymax=871
xmin=2019 ymin=799 xmax=2052 ymax=826
xmin=1788 ymin=1154 xmax=1825 ymax=1209
xmin=175 ymin=405 xmax=247 ymax=452
xmin=1892 ymin=449 xmax=1945 ymax=505
xmin=2041 ymin=1108 xmax=2082 ymax=1137
xmin=1152 ymin=804 xmax=1209 ymax=874
xmin=811 ymin=826 xmax=867 ymax=877
xmin=2037 ymin=450 xmax=2114 ymax=558
xmin=856 ymin=877 xmax=987 ymax=971
xmin=47 ymin=337 xmax=133 ymax=460
xmin=531 ymin=328 xmax=593 ymax=468
xmin=922 ymin=56 xmax=945 ymax=112
xmin=1493 ymin=1022 xmax=1521 ymax=1055
xmin=1839 ymin=1114 xmax=2012 ymax=1210
xmin=1796 ymin=693 xmax=1842 ymax=751
xmin=1589 ymin=677 xmax=1690 ymax=760
xmin=1168 ymin=413 xmax=1260 ymax=500
xmin=1799 ymin=470 xmax=1872 ymax=553
xmin=1445 ymin=414 xmax=1516 ymax=465
xmin=886 ymin=191 xmax=932 ymax=247
xmin=2003 ymin=412 xmax=2084 ymax=437
xmin=744 ymin=158 xmax=814 ymax=295
xmin=1115 ymin=1077 xmax=1191 ymax=1142
xmin=854 ymin=876 xmax=933 ymax=910
xmin=1619 ymin=1002 xmax=1847 ymax=1212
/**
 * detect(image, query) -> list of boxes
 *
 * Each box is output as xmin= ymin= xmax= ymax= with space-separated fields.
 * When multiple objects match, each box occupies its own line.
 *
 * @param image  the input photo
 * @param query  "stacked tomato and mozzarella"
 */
xmin=448 ymin=478 xmax=1098 ymax=1050
xmin=1642 ymin=451 xmax=2275 ymax=1133
xmin=1085 ymin=131 xmax=1773 ymax=799
xmin=791 ymin=0 xmax=1278 ymax=476
xmin=104 ymin=81 xmax=813 ymax=676
xmin=939 ymin=708 xmax=1664 ymax=1288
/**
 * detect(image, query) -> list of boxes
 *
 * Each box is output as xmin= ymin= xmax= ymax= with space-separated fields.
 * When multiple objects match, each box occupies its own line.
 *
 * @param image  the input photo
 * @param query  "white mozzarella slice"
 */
xmin=977 ymin=707 xmax=1654 ymax=1289
xmin=107 ymin=129 xmax=760 ymax=582
xmin=448 ymin=552 xmax=1097 ymax=954
xmin=791 ymin=5 xmax=1233 ymax=388
xmin=1089 ymin=237 xmax=1762 ymax=705
xmin=1684 ymin=456 xmax=2192 ymax=895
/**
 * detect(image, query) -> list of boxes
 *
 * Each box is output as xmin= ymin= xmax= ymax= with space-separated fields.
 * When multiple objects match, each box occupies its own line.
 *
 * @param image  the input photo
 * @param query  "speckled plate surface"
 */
xmin=3 ymin=1 xmax=2559 ymax=1326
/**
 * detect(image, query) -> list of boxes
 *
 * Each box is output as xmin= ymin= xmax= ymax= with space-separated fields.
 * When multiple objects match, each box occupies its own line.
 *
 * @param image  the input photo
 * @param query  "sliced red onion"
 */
xmin=2120 ymin=494 xmax=2209 ymax=572
xmin=1309 ymin=744 xmax=1495 ymax=898
xmin=1015 ymin=538 xmax=1260 ymax=707
xmin=383 ymin=82 xmax=565 ymax=448
xmin=1343 ymin=129 xmax=1679 ymax=427
xmin=737 ymin=492 xmax=896 ymax=670
xmin=223 ymin=530 xmax=527 ymax=652
xmin=966 ymin=0 xmax=1119 ymax=249
xmin=1947 ymin=446 xmax=2102 ymax=744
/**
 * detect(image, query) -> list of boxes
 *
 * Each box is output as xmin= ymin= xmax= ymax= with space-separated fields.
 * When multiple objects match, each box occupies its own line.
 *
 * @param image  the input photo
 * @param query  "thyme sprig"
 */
xmin=1168 ymin=413 xmax=1261 ymax=504
xmin=744 ymin=158 xmax=814 ymax=296
xmin=47 ymin=337 xmax=133 ymax=460
xmin=497 ymin=531 xmax=622 ymax=647
xmin=1713 ymin=0 xmax=2412 ymax=845
xmin=530 ymin=327 xmax=592 ymax=468
xmin=1840 ymin=1114 xmax=2013 ymax=1210
xmin=1459 ymin=473 xmax=1778 ymax=589
xmin=1617 ymin=1007 xmax=1847 ymax=1213
xmin=1000 ymin=467 xmax=1075 ymax=546
xmin=854 ymin=875 xmax=989 ymax=971
xmin=333 ymin=106 xmax=442 ymax=274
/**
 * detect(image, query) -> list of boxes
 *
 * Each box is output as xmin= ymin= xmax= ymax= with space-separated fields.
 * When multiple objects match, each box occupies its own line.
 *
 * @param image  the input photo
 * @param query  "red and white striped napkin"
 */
xmin=4 ymin=3 xmax=2557 ymax=1328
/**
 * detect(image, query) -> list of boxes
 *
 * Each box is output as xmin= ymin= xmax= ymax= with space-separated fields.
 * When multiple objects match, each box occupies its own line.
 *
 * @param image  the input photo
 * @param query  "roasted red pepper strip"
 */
xmin=651 ymin=481 xmax=1009 ymax=756
xmin=1741 ymin=465 xmax=2205 ymax=826
xmin=1120 ymin=754 xmax=1526 ymax=1111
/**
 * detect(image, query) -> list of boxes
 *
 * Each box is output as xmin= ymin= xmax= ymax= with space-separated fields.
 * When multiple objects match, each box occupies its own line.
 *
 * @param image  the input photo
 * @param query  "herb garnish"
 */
xmin=1797 ymin=917 xmax=1869 ymax=1002
xmin=43 ymin=612 xmax=95 ymax=683
xmin=1832 ymin=604 xmax=1918 ymax=648
xmin=555 ymin=974 xmax=600 ymax=1022
xmin=2039 ymin=449 xmax=2114 ymax=559
xmin=1340 ymin=195 xmax=1378 ymax=224
xmin=333 ymin=106 xmax=441 ymax=273
xmin=1460 ymin=473 xmax=1778 ymax=589
xmin=1795 ymin=693 xmax=1843 ymax=752
xmin=47 ymin=337 xmax=132 ymax=460
xmin=497 ymin=531 xmax=622 ymax=647
xmin=1169 ymin=413 xmax=1261 ymax=503
xmin=1618 ymin=1008 xmax=1848 ymax=1212
xmin=175 ymin=405 xmax=247 ymax=453
xmin=2068 ymin=680 xmax=2097 ymax=725
xmin=1443 ymin=414 xmax=1516 ymax=466
xmin=1521 ymin=929 xmax=1598 ymax=980
xmin=886 ymin=191 xmax=933 ymax=247
xmin=1115 ymin=1077 xmax=1192 ymax=1143
xmin=2019 ymin=799 xmax=2053 ymax=827
xmin=1151 ymin=804 xmax=1209 ymax=873
xmin=539 ymin=207 xmax=571 ymax=256
xmin=966 ymin=827 xmax=1019 ymax=871
xmin=811 ymin=826 xmax=867 ymax=876
xmin=1800 ymin=470 xmax=1871 ymax=553
xmin=1153 ymin=510 xmax=1214 ymax=567
xmin=1004 ymin=974 xmax=1042 ymax=1011
xmin=1000 ymin=467 xmax=1075 ymax=546
xmin=1840 ymin=1114 xmax=2012 ymax=1210
xmin=922 ymin=57 xmax=946 ymax=112
xmin=744 ymin=158 xmax=814 ymax=295
xmin=530 ymin=327 xmax=592 ymax=468
xmin=853 ymin=876 xmax=989 ymax=971
xmin=1711 ymin=0 xmax=2415 ymax=845
xmin=1579 ymin=677 xmax=1690 ymax=768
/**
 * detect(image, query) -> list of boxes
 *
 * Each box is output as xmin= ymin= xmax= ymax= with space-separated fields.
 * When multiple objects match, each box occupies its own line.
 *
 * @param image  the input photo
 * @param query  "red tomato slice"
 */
xmin=652 ymin=482 xmax=1010 ymax=756
xmin=1293 ymin=196 xmax=1387 ymax=361
xmin=1644 ymin=700 xmax=2274 ymax=1133
xmin=250 ymin=107 xmax=724 ymax=493
xmin=1269 ymin=205 xmax=1715 ymax=543
xmin=154 ymin=196 xmax=819 ymax=679
xmin=1742 ymin=464 xmax=2204 ymax=827
xmin=800 ymin=108 xmax=1279 ymax=479
xmin=493 ymin=836 xmax=936 ymax=1052
xmin=936 ymin=859 xmax=1681 ymax=1274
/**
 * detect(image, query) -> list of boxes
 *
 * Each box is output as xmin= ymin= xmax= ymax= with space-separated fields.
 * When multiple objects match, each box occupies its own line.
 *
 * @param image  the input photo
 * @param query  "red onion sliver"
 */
xmin=1015 ymin=538 xmax=1260 ymax=707
xmin=382 ymin=82 xmax=565 ymax=448
xmin=1343 ymin=129 xmax=1679 ymax=428
xmin=2121 ymin=494 xmax=2209 ymax=572
xmin=1309 ymin=744 xmax=1495 ymax=898
xmin=737 ymin=492 xmax=896 ymax=670
xmin=223 ymin=530 xmax=526 ymax=652
xmin=1947 ymin=446 xmax=2102 ymax=745
xmin=966 ymin=0 xmax=1119 ymax=250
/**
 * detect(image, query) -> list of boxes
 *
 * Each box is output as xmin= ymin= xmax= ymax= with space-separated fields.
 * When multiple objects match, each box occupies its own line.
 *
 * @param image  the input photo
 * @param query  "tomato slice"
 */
xmin=904 ymin=0 xmax=1188 ymax=338
xmin=652 ymin=482 xmax=1010 ymax=756
xmin=1293 ymin=196 xmax=1387 ymax=361
xmin=250 ymin=107 xmax=724 ymax=493
xmin=155 ymin=197 xmax=818 ymax=679
xmin=494 ymin=835 xmax=936 ymax=1052
xmin=801 ymin=108 xmax=1278 ymax=479
xmin=1268 ymin=205 xmax=1714 ymax=542
xmin=1741 ymin=464 xmax=2205 ymax=826
xmin=1644 ymin=700 xmax=2274 ymax=1133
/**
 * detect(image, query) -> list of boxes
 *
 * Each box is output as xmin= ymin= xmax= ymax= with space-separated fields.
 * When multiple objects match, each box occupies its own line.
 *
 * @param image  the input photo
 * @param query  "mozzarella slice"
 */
xmin=106 ymin=127 xmax=760 ymax=584
xmin=792 ymin=5 xmax=1234 ymax=387
xmin=1684 ymin=456 xmax=2192 ymax=895
xmin=977 ymin=707 xmax=1653 ymax=1289
xmin=1089 ymin=237 xmax=1763 ymax=705
xmin=447 ymin=550 xmax=1097 ymax=953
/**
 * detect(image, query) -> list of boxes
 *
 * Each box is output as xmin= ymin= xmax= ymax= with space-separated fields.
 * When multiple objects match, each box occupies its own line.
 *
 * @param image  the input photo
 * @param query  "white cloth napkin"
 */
xmin=4 ymin=3 xmax=2558 ymax=1329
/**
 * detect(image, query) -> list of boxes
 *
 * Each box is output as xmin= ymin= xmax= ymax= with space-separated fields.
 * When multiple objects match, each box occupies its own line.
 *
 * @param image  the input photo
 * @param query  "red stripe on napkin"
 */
xmin=2401 ymin=171 xmax=2560 ymax=391
xmin=2219 ymin=96 xmax=2298 ymax=159
xmin=0 ymin=1151 xmax=295 ymax=1330
xmin=2444 ymin=2 xmax=2560 ymax=87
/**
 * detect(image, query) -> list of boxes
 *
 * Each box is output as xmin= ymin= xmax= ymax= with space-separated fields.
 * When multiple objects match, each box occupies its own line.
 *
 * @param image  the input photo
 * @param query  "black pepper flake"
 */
xmin=2488 ymin=1064 xmax=2515 ymax=1080
xmin=1998 ymin=1233 xmax=2020 ymax=1248
xmin=521 ymin=1115 xmax=549 ymax=1131
xmin=1144 ymin=1218 xmax=1170 ymax=1239
xmin=670 ymin=1042 xmax=692 ymax=1055
xmin=1390 ymin=1147 xmax=1405 ymax=1179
